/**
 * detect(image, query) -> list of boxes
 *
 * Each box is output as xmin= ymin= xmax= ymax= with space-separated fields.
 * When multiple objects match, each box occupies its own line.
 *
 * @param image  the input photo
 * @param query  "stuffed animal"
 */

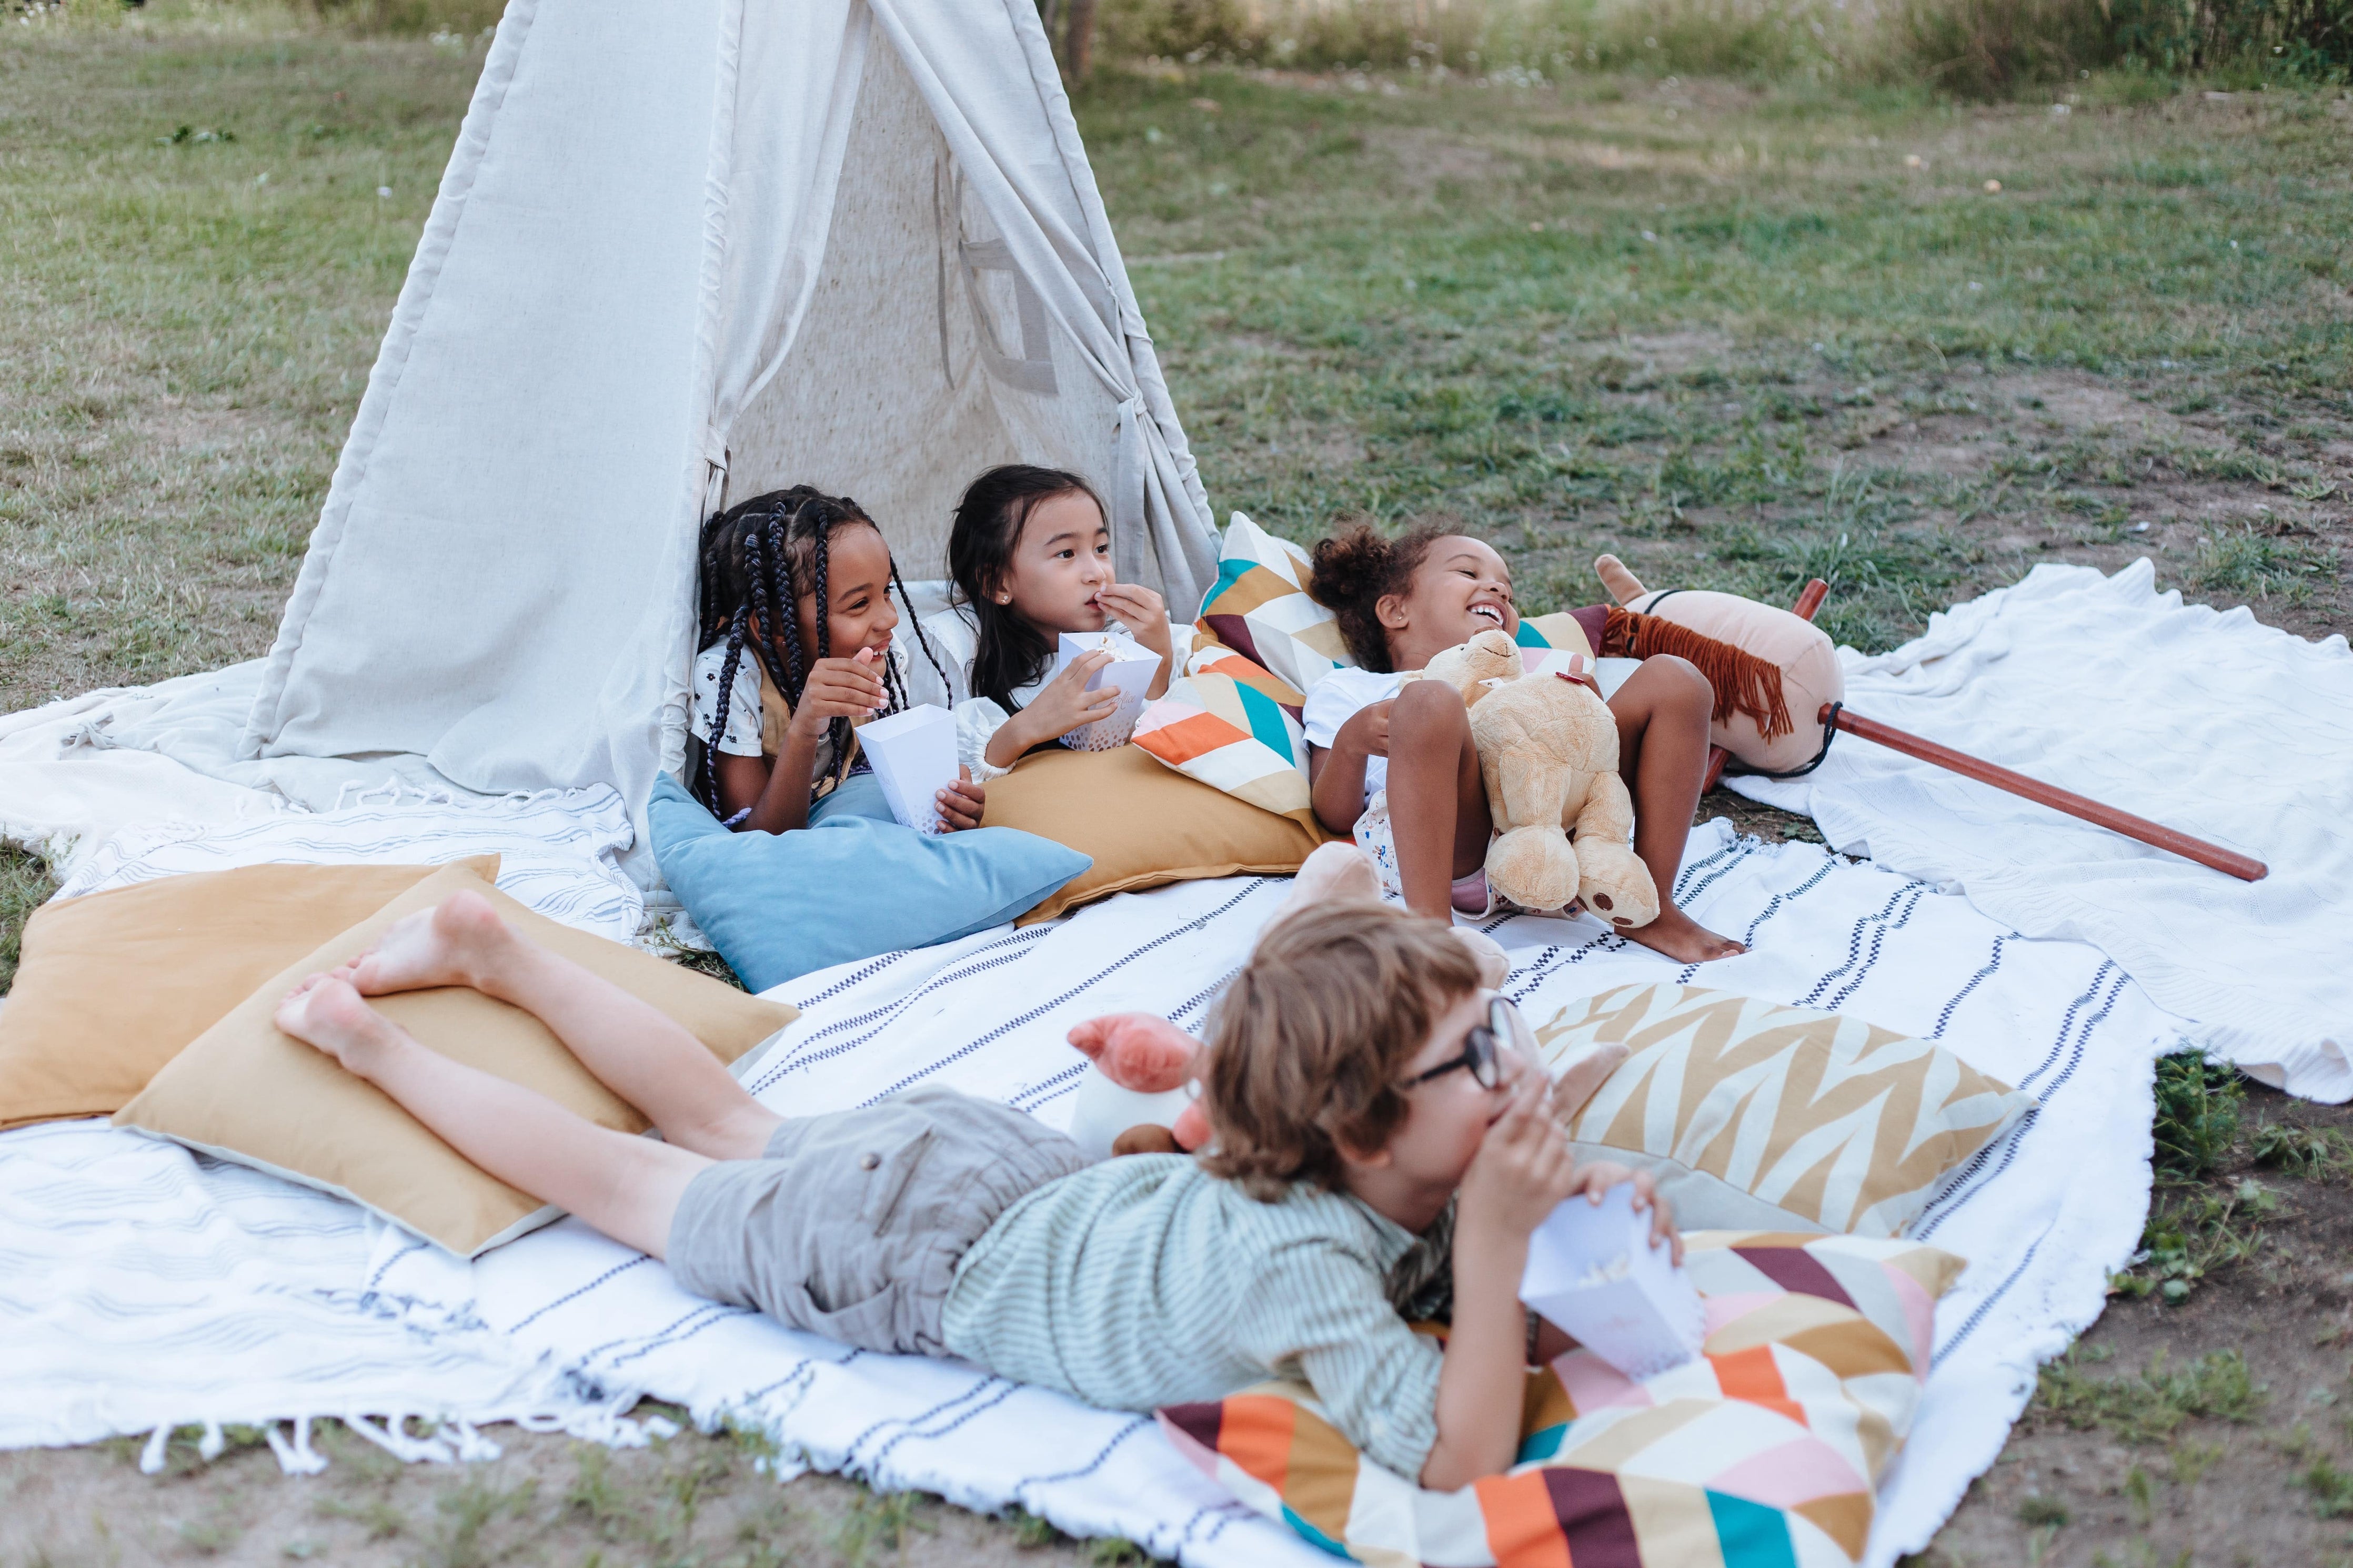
xmin=1420 ymin=629 xmax=1660 ymax=926
xmin=1067 ymin=1013 xmax=1211 ymax=1159
xmin=1594 ymin=555 xmax=1844 ymax=775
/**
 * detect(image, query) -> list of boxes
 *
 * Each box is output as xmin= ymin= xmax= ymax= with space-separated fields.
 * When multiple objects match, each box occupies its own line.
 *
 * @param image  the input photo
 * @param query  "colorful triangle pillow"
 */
xmin=1158 ymin=1230 xmax=1965 ymax=1567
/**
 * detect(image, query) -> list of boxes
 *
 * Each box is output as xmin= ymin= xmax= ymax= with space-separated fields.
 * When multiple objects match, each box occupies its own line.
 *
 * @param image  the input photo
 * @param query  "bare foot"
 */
xmin=1548 ymin=1041 xmax=1629 ymax=1125
xmin=1619 ymin=904 xmax=1746 ymax=963
xmin=1068 ymin=1013 xmax=1200 ymax=1093
xmin=275 ymin=973 xmax=404 ymax=1077
xmin=346 ymin=890 xmax=515 ymax=996
xmin=1275 ymin=841 xmax=1382 ymax=923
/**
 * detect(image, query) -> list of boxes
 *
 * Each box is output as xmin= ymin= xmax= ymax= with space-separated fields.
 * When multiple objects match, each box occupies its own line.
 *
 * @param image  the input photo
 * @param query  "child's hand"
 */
xmin=1564 ymin=1161 xmax=1682 ymax=1263
xmin=935 ymin=766 xmax=986 ymax=833
xmin=1095 ymin=583 xmax=1171 ymax=662
xmin=1455 ymin=1071 xmax=1581 ymax=1259
xmin=789 ymin=646 xmax=887 ymax=739
xmin=1333 ymin=699 xmax=1395 ymax=760
xmin=1018 ymin=649 xmax=1122 ymax=744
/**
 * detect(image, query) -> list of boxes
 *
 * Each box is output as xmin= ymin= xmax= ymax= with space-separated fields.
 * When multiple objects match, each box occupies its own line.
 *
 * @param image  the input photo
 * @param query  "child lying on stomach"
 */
xmin=273 ymin=893 xmax=1675 ymax=1489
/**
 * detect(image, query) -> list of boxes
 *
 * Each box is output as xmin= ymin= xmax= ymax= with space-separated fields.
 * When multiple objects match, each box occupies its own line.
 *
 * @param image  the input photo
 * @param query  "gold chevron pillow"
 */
xmin=1536 ymin=983 xmax=2032 ymax=1238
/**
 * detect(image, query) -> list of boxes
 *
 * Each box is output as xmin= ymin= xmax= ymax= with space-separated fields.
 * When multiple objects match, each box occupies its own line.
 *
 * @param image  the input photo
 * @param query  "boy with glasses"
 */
xmin=274 ymin=888 xmax=1675 ymax=1490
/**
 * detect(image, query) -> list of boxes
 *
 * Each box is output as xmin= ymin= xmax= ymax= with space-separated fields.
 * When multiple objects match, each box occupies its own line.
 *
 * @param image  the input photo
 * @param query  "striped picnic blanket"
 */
xmin=0 ymin=820 xmax=2183 ymax=1566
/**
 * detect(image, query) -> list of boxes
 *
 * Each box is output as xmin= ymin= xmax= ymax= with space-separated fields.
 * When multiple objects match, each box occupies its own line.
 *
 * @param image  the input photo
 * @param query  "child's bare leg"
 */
xmin=1607 ymin=657 xmax=1746 ymax=963
xmin=1384 ymin=681 xmax=1491 ymax=921
xmin=344 ymin=893 xmax=782 ymax=1160
xmin=276 ymin=975 xmax=706 ymax=1258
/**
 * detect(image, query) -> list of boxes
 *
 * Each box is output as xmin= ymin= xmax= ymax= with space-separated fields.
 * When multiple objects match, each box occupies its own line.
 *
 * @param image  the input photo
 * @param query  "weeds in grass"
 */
xmin=2252 ymin=1121 xmax=2353 ymax=1180
xmin=2116 ymin=1178 xmax=2277 ymax=1302
xmin=564 ymin=1446 xmax=629 ymax=1541
xmin=1011 ymin=1508 xmax=1068 ymax=1547
xmin=1086 ymin=1539 xmax=1154 ymax=1566
xmin=2125 ymin=1463 xmax=2155 ymax=1524
xmin=2195 ymin=523 xmax=2339 ymax=605
xmin=2017 ymin=1491 xmax=2072 ymax=1526
xmin=2169 ymin=1437 xmax=2224 ymax=1485
xmin=314 ymin=1493 xmax=406 ymax=1541
xmin=2035 ymin=1347 xmax=2268 ymax=1443
xmin=833 ymin=1490 xmax=934 ymax=1567
xmin=0 ymin=845 xmax=58 ymax=994
xmin=2302 ymin=1455 xmax=2353 ymax=1517
xmin=2151 ymin=1050 xmax=2245 ymax=1182
xmin=429 ymin=1477 xmax=535 ymax=1568
xmin=646 ymin=925 xmax=748 ymax=992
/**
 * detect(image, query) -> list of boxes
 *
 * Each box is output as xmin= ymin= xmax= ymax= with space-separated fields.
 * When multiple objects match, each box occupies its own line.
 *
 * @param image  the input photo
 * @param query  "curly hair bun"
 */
xmin=1305 ymin=518 xmax=1452 ymax=672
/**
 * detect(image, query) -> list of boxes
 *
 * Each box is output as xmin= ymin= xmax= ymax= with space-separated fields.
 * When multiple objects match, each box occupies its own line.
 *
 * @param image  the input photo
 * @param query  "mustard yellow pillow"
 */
xmin=981 ymin=745 xmax=1332 ymax=924
xmin=0 ymin=856 xmax=500 ymax=1130
xmin=114 ymin=862 xmax=797 ymax=1257
xmin=1538 ymin=982 xmax=2032 ymax=1237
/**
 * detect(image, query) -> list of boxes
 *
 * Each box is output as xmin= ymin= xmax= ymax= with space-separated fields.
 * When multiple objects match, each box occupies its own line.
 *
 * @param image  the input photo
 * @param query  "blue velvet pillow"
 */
xmin=649 ymin=773 xmax=1091 ymax=992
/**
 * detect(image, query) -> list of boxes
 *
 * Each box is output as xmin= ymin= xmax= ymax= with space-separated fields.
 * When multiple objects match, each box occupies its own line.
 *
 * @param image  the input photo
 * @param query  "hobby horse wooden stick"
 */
xmin=1823 ymin=704 xmax=2269 ymax=882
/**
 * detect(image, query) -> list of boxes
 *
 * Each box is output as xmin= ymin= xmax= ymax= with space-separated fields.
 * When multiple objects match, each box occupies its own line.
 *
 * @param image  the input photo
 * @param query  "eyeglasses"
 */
xmin=1401 ymin=995 xmax=1534 ymax=1091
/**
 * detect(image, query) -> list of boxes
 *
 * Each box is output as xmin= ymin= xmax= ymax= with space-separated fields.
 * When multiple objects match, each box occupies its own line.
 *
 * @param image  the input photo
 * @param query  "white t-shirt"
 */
xmin=689 ymin=639 xmax=919 ymax=783
xmin=1300 ymin=667 xmax=1406 ymax=806
xmin=915 ymin=605 xmax=1192 ymax=782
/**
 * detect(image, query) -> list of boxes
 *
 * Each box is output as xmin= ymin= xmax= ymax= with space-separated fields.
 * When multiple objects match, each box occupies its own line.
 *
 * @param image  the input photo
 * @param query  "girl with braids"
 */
xmin=1301 ymin=520 xmax=1745 ymax=965
xmin=691 ymin=485 xmax=976 ymax=837
xmin=917 ymin=465 xmax=1194 ymax=781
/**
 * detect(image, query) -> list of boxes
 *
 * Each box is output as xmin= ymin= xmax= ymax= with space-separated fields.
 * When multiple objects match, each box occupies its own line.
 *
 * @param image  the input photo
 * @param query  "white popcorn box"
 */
xmin=857 ymin=703 xmax=958 ymax=835
xmin=1054 ymin=632 xmax=1162 ymax=751
xmin=1520 ymin=1182 xmax=1705 ymax=1381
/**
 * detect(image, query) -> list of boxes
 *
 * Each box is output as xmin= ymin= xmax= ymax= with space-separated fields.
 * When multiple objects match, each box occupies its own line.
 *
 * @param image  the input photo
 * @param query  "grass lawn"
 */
xmin=3 ymin=12 xmax=2351 ymax=1566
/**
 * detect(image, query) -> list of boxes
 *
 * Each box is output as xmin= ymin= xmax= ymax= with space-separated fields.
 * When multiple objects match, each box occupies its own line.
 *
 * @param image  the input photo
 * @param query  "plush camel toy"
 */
xmin=1420 ymin=629 xmax=1660 ymax=927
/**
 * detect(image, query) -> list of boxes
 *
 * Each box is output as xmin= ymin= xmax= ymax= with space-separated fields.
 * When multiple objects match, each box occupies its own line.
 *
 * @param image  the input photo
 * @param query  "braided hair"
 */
xmin=693 ymin=486 xmax=950 ymax=816
xmin=945 ymin=464 xmax=1108 ymax=713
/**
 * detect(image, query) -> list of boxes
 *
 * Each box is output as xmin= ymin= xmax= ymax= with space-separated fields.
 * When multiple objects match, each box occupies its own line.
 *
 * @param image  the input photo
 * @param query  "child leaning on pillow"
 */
xmin=1301 ymin=520 xmax=1746 ymax=965
xmin=692 ymin=485 xmax=983 ymax=835
xmin=906 ymin=464 xmax=1193 ymax=781
xmin=274 ymin=890 xmax=1674 ymax=1490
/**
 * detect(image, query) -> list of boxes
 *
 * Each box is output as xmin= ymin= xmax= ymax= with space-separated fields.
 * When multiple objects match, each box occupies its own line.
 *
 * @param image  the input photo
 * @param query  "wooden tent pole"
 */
xmin=1824 ymin=704 xmax=2268 ymax=882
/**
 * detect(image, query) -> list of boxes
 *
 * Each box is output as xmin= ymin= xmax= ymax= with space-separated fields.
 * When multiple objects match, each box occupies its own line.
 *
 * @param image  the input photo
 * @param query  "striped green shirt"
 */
xmin=940 ymin=1153 xmax=1446 ymax=1479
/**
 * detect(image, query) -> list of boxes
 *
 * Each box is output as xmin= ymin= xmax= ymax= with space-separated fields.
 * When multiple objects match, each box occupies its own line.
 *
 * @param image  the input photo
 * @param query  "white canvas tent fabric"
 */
xmin=229 ymin=0 xmax=1216 ymax=850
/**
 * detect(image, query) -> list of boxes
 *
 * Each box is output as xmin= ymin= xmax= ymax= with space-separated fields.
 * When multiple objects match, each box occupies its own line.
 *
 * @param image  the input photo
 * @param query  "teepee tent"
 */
xmin=237 ymin=0 xmax=1219 ymax=833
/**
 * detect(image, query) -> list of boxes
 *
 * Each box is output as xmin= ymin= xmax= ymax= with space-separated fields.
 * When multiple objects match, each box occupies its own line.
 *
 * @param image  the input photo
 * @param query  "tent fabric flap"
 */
xmin=233 ymin=0 xmax=1219 ymax=855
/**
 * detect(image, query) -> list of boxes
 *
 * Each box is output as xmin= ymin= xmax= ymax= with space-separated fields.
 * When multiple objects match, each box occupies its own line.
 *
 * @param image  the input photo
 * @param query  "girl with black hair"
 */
xmin=1302 ymin=519 xmax=1745 ymax=965
xmin=692 ymin=485 xmax=978 ymax=837
xmin=919 ymin=464 xmax=1193 ymax=780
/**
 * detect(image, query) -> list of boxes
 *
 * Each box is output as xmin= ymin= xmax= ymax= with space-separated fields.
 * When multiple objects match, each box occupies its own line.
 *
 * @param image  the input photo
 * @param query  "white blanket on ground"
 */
xmin=0 ymin=824 xmax=2183 ymax=1566
xmin=1730 ymin=559 xmax=2353 ymax=1102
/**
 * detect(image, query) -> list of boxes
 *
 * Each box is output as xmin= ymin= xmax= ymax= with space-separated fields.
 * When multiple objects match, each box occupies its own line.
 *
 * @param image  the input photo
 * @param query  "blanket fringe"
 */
xmin=1603 ymin=607 xmax=1795 ymax=741
xmin=125 ymin=1396 xmax=663 ymax=1480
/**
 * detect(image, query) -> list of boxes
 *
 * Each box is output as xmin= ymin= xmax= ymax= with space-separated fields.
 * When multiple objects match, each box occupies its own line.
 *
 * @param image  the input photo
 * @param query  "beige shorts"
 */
xmin=666 ymin=1086 xmax=1087 ymax=1356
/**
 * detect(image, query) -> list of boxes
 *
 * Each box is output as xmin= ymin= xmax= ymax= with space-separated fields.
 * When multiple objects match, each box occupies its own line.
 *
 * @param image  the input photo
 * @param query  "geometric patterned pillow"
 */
xmin=1132 ymin=661 xmax=1319 ymax=829
xmin=1539 ymin=984 xmax=2034 ymax=1239
xmin=1192 ymin=512 xmax=1353 ymax=700
xmin=1157 ymin=1230 xmax=1966 ymax=1568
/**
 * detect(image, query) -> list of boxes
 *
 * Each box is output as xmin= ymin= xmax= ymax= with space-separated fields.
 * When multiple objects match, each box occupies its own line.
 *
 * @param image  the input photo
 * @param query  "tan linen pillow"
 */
xmin=1537 ymin=981 xmax=2032 ymax=1237
xmin=0 ymin=856 xmax=500 ymax=1131
xmin=981 ymin=745 xmax=1332 ymax=924
xmin=115 ymin=862 xmax=797 ymax=1257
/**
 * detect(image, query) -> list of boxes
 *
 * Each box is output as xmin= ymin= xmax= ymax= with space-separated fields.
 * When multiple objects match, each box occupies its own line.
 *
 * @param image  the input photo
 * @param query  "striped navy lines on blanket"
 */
xmin=857 ymin=879 xmax=1287 ymax=1106
xmin=1795 ymin=880 xmax=1933 ymax=1011
xmin=746 ymin=925 xmax=1057 ymax=1095
xmin=1932 ymin=935 xmax=2015 ymax=1040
